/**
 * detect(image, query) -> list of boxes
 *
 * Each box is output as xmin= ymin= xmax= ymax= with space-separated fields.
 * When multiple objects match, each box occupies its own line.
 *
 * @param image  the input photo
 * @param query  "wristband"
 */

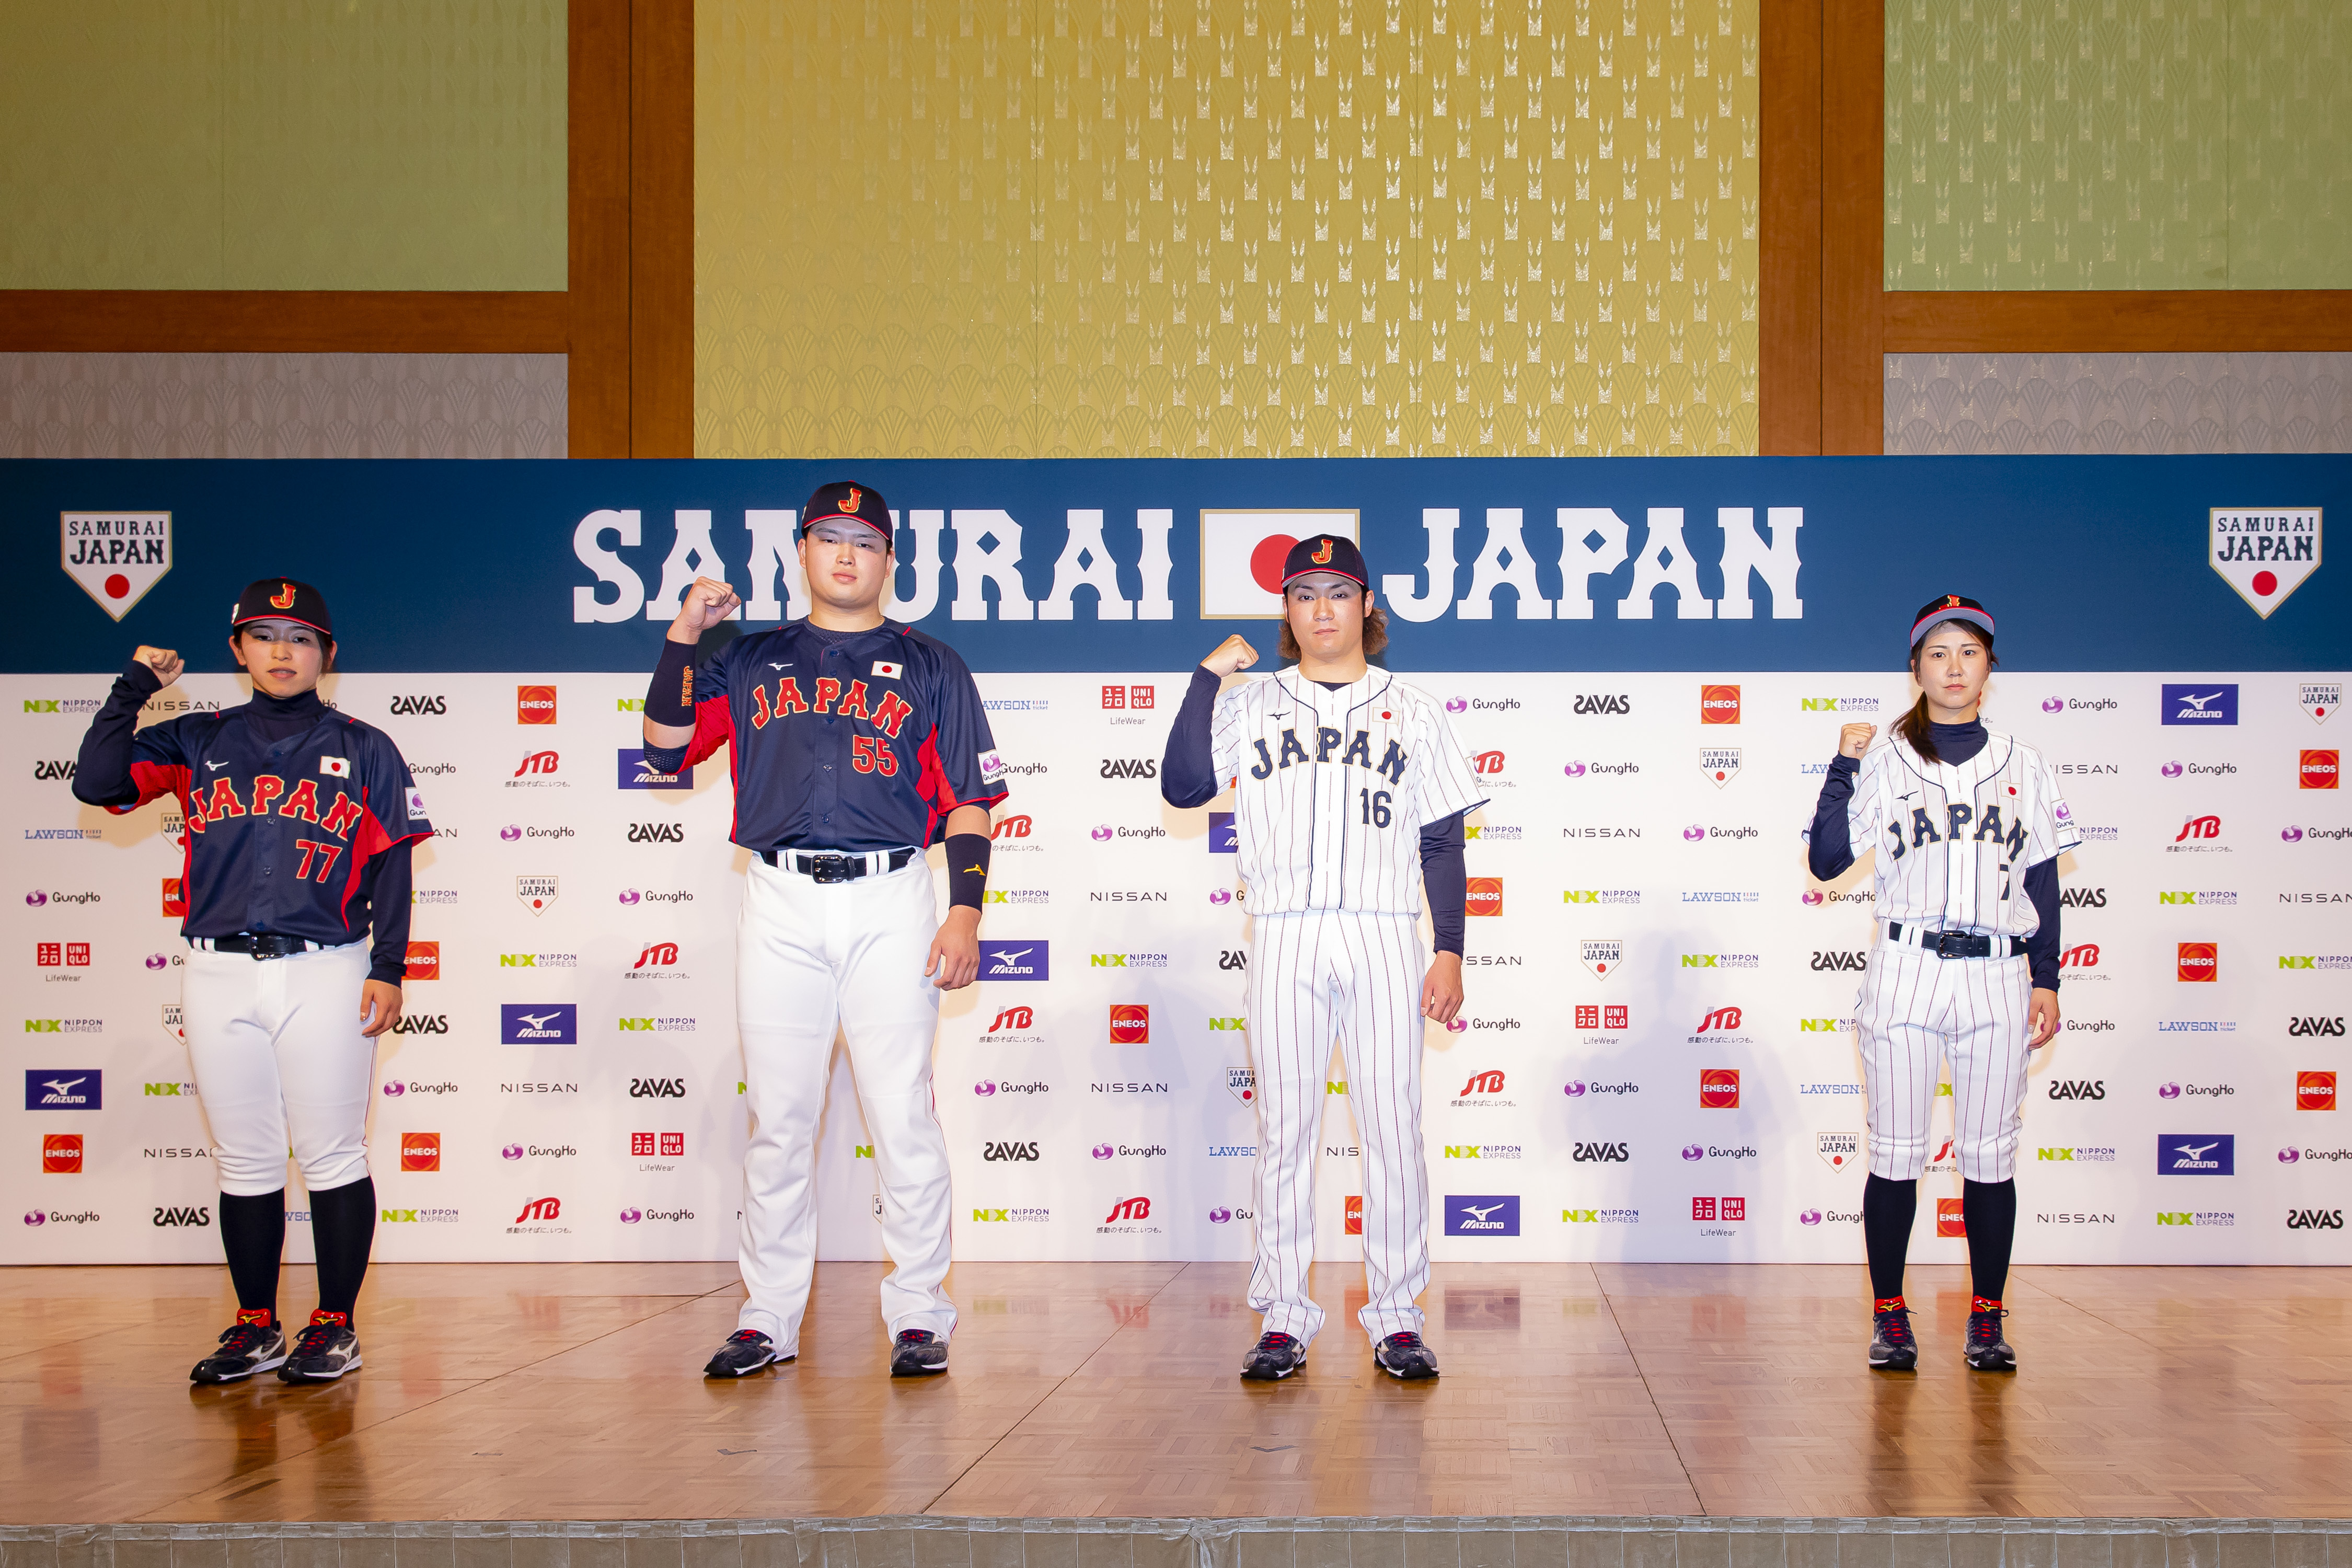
xmin=945 ymin=833 xmax=991 ymax=911
xmin=647 ymin=639 xmax=696 ymax=726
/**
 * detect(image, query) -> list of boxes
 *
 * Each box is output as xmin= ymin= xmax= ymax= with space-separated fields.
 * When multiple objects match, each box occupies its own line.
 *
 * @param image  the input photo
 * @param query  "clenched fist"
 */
xmin=132 ymin=646 xmax=184 ymax=687
xmin=669 ymin=577 xmax=741 ymax=642
xmin=1839 ymin=722 xmax=1876 ymax=759
xmin=1200 ymin=633 xmax=1259 ymax=677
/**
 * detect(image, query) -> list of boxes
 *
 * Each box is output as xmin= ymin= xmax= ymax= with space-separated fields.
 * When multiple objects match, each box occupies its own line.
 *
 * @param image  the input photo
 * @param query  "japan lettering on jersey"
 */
xmin=111 ymin=710 xmax=431 ymax=945
xmin=1210 ymin=672 xmax=1486 ymax=916
xmin=679 ymin=620 xmax=1010 ymax=851
xmin=1848 ymin=731 xmax=2079 ymax=936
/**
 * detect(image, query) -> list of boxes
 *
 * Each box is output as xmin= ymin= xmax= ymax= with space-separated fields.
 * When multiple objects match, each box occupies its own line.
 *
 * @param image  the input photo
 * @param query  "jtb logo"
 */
xmin=1460 ymin=1070 xmax=1506 ymax=1096
xmin=1103 ymin=1196 xmax=1151 ymax=1223
xmin=2060 ymin=943 xmax=2101 ymax=969
xmin=513 ymin=751 xmax=559 ymax=778
xmin=514 ymin=1196 xmax=562 ymax=1223
xmin=991 ymin=815 xmax=1034 ymax=840
xmin=1694 ymin=1006 xmax=1743 ymax=1033
xmin=986 ymin=1007 xmax=1034 ymax=1032
xmin=633 ymin=942 xmax=679 ymax=968
xmin=2175 ymin=814 xmax=2222 ymax=842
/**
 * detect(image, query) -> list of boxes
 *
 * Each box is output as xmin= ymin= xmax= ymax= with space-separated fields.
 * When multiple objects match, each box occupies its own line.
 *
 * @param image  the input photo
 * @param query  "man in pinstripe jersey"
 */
xmin=1805 ymin=595 xmax=2074 ymax=1373
xmin=1162 ymin=535 xmax=1487 ymax=1382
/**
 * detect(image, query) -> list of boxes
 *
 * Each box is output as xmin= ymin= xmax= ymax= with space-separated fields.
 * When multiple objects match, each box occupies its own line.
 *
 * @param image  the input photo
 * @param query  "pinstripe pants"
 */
xmin=1856 ymin=938 xmax=2032 ymax=1184
xmin=1246 ymin=909 xmax=1430 ymax=1346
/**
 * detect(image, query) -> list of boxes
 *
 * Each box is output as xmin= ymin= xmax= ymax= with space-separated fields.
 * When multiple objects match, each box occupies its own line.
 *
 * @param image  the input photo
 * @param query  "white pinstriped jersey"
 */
xmin=1848 ymin=730 xmax=2080 ymax=936
xmin=1210 ymin=670 xmax=1487 ymax=917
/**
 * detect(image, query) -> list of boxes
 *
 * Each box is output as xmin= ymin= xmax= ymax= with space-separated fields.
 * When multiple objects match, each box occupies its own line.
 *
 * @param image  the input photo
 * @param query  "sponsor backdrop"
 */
xmin=5 ymin=457 xmax=2347 ymax=1265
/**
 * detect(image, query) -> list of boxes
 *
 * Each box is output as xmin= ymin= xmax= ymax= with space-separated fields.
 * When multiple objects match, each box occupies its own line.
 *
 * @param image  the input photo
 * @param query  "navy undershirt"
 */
xmin=1807 ymin=719 xmax=2061 ymax=989
xmin=1161 ymin=666 xmax=1466 ymax=954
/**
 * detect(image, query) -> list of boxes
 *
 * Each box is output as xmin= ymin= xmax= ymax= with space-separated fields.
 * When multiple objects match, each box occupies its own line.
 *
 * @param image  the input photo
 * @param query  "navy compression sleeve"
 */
xmin=72 ymin=660 xmax=164 ymax=809
xmin=1806 ymin=753 xmax=1860 ymax=881
xmin=1421 ymin=811 xmax=1467 ymax=956
xmin=363 ymin=839 xmax=416 ymax=986
xmin=1161 ymin=665 xmax=1223 ymax=809
xmin=2024 ymin=857 xmax=2061 ymax=991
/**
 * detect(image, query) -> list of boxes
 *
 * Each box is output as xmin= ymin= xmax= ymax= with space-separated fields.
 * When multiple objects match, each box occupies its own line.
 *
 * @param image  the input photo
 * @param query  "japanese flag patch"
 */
xmin=872 ymin=660 xmax=903 ymax=678
xmin=319 ymin=755 xmax=351 ymax=778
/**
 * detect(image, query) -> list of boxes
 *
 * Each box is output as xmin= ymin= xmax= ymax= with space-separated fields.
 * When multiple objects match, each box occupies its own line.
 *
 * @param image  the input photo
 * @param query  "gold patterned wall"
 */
xmin=697 ymin=0 xmax=1760 ymax=458
xmin=1886 ymin=0 xmax=2352 ymax=291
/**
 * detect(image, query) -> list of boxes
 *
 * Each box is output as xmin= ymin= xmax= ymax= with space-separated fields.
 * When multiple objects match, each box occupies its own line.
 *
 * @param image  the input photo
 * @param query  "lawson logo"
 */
xmin=499 ymin=1005 xmax=579 ymax=1045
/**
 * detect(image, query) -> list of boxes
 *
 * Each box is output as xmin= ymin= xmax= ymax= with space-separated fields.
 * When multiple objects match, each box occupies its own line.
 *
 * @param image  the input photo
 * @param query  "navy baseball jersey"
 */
xmin=666 ymin=620 xmax=1009 ymax=852
xmin=112 ymin=707 xmax=432 ymax=944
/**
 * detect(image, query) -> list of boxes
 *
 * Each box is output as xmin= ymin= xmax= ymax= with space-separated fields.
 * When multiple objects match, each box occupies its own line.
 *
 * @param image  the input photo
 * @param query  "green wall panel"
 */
xmin=0 ymin=0 xmax=565 ymax=292
xmin=1887 ymin=0 xmax=2349 ymax=291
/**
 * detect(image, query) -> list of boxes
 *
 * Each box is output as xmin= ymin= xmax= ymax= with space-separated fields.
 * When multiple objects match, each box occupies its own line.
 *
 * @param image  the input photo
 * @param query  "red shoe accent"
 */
xmin=1872 ymin=1295 xmax=1906 ymax=1315
xmin=235 ymin=1308 xmax=274 ymax=1329
xmin=309 ymin=1309 xmax=351 ymax=1329
xmin=1971 ymin=1296 xmax=2002 ymax=1313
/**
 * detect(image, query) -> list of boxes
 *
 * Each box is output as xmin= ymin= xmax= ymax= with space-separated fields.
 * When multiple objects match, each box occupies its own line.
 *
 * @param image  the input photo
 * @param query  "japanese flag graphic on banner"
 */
xmin=1197 ymin=510 xmax=1358 ymax=618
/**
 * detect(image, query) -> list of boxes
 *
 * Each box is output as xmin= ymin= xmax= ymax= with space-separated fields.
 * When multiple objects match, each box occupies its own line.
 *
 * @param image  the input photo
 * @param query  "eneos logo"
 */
xmin=2304 ymin=751 xmax=2339 ymax=790
xmin=1109 ymin=1004 xmax=1149 ymax=1044
xmin=2177 ymin=942 xmax=2219 ymax=982
xmin=403 ymin=941 xmax=440 ymax=981
xmin=42 ymin=1134 xmax=83 ymax=1173
xmin=1699 ymin=1068 xmax=1740 ymax=1108
xmin=400 ymin=1133 xmax=441 ymax=1171
xmin=1935 ymin=1197 xmax=1967 ymax=1237
xmin=1700 ymin=684 xmax=1741 ymax=724
xmin=517 ymin=686 xmax=557 ymax=724
xmin=2299 ymin=1071 xmax=2337 ymax=1111
xmin=1466 ymin=877 xmax=1503 ymax=915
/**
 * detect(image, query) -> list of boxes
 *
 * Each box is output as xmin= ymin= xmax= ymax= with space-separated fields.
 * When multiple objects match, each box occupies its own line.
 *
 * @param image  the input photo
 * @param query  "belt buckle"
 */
xmin=809 ymin=854 xmax=856 ymax=884
xmin=1932 ymin=930 xmax=1964 ymax=959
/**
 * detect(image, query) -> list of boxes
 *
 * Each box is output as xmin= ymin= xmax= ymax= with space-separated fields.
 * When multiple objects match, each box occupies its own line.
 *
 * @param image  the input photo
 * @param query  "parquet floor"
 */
xmin=2 ymin=1261 xmax=2346 ymax=1524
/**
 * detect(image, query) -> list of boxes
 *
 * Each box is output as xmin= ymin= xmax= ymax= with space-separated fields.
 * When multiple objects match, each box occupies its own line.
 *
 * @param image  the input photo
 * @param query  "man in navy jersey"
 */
xmin=642 ymin=481 xmax=1008 ymax=1379
xmin=75 ymin=579 xmax=431 ymax=1385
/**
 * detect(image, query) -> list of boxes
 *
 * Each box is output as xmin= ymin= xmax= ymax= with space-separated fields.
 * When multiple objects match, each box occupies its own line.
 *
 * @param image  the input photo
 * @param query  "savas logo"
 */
xmin=2177 ymin=942 xmax=2219 ymax=982
xmin=1099 ymin=758 xmax=1158 ymax=779
xmin=392 ymin=1013 xmax=448 ymax=1035
xmin=32 ymin=759 xmax=76 ymax=781
xmin=628 ymin=1077 xmax=686 ymax=1098
xmin=983 ymin=1141 xmax=1041 ymax=1162
xmin=2060 ymin=886 xmax=2108 ymax=909
xmin=153 ymin=1204 xmax=211 ymax=1227
xmin=1700 ymin=684 xmax=1741 ymax=724
xmin=2289 ymin=1016 xmax=2346 ymax=1037
xmin=2288 ymin=1208 xmax=2346 ymax=1229
xmin=389 ymin=695 xmax=447 ymax=716
xmin=1573 ymin=694 xmax=1632 ymax=714
xmin=627 ymin=822 xmax=684 ymax=844
xmin=1811 ymin=950 xmax=1866 ymax=972
xmin=1571 ymin=1141 xmax=1630 ymax=1162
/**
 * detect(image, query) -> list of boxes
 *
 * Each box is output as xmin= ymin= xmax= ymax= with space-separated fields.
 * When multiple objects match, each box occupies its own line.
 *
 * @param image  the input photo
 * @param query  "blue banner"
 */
xmin=9 ymin=456 xmax=2346 ymax=672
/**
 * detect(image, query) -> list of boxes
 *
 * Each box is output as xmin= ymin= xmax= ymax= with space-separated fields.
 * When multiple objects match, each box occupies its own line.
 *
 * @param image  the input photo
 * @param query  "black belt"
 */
xmin=758 ymin=848 xmax=919 ymax=883
xmin=1887 ymin=922 xmax=2027 ymax=960
xmin=202 ymin=933 xmax=321 ymax=961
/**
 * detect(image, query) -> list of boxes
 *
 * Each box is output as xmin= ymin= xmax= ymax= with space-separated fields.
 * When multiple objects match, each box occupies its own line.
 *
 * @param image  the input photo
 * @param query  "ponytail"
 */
xmin=1893 ymin=694 xmax=1940 ymax=764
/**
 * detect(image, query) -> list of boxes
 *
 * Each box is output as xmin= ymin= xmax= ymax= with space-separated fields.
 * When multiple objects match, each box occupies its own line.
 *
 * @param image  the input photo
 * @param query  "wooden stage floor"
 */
xmin=3 ymin=1261 xmax=2347 ymax=1525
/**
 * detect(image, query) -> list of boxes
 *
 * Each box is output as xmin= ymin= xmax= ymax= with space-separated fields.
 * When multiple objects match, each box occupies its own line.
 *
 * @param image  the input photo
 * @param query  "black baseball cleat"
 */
xmin=1373 ymin=1331 xmax=1439 ymax=1380
xmin=1239 ymin=1331 xmax=1307 ymax=1381
xmin=276 ymin=1315 xmax=361 ymax=1382
xmin=1869 ymin=1307 xmax=1919 ymax=1370
xmin=704 ymin=1329 xmax=781 ymax=1378
xmin=1965 ymin=1308 xmax=2016 ymax=1371
xmin=890 ymin=1329 xmax=949 ymax=1376
xmin=191 ymin=1317 xmax=287 ymax=1385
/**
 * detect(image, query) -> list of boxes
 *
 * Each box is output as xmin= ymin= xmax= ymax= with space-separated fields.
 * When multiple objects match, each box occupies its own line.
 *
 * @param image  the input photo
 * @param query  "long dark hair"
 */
xmin=1896 ymin=618 xmax=1997 ymax=764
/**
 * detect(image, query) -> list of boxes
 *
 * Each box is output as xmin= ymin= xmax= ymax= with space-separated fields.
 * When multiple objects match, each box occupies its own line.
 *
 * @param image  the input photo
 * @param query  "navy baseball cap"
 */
xmin=230 ymin=578 xmax=334 ymax=640
xmin=1910 ymin=593 xmax=1994 ymax=649
xmin=1279 ymin=534 xmax=1368 ymax=591
xmin=801 ymin=481 xmax=894 ymax=544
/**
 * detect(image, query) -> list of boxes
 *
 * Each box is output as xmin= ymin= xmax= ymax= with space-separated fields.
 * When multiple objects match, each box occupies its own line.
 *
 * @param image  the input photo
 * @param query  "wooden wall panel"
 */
xmin=0 ymin=292 xmax=566 ymax=353
xmin=629 ymin=0 xmax=694 ymax=459
xmin=1885 ymin=291 xmax=2352 ymax=354
xmin=1759 ymin=0 xmax=1823 ymax=455
xmin=1817 ymin=0 xmax=1882 ymax=455
xmin=568 ymin=0 xmax=632 ymax=459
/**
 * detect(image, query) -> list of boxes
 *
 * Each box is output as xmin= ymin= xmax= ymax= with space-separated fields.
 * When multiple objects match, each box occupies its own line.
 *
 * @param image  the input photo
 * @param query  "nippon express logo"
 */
xmin=2036 ymin=1147 xmax=2119 ymax=1162
xmin=2161 ymin=685 xmax=2239 ymax=725
xmin=1443 ymin=1195 xmax=1520 ymax=1236
xmin=2158 ymin=1134 xmax=2235 ymax=1174
xmin=1681 ymin=953 xmax=1760 ymax=970
xmin=499 ymin=1005 xmax=578 ymax=1046
xmin=979 ymin=942 xmax=1048 ymax=980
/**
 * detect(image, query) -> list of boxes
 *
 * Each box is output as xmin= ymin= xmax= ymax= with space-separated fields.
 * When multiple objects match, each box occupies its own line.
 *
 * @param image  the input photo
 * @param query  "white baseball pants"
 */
xmin=1246 ymin=909 xmax=1430 ymax=1346
xmin=734 ymin=857 xmax=956 ymax=1351
xmin=1855 ymin=938 xmax=2032 ymax=1183
xmin=181 ymin=939 xmax=377 ymax=1195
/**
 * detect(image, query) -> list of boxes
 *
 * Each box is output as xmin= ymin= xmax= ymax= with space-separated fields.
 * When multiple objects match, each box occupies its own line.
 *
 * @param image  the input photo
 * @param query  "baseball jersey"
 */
xmin=1210 ymin=670 xmax=1486 ymax=916
xmin=109 ymin=703 xmax=432 ymax=944
xmin=1847 ymin=729 xmax=2078 ymax=936
xmin=672 ymin=620 xmax=1009 ymax=852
